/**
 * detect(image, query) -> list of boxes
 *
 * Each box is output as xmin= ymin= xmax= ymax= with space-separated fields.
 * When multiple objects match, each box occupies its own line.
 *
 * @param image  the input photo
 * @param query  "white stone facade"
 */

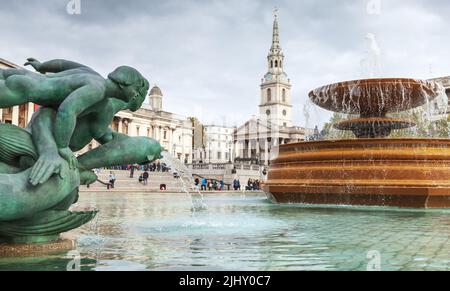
xmin=200 ymin=125 xmax=235 ymax=164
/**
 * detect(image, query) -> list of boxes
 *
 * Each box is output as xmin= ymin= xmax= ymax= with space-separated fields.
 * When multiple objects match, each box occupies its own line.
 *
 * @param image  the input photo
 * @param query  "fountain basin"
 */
xmin=309 ymin=78 xmax=442 ymax=117
xmin=264 ymin=139 xmax=450 ymax=208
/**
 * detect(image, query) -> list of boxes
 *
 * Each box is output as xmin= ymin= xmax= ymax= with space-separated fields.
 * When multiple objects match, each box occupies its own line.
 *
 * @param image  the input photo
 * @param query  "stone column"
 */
xmin=181 ymin=130 xmax=186 ymax=160
xmin=118 ymin=119 xmax=123 ymax=133
xmin=0 ymin=109 xmax=3 ymax=123
xmin=12 ymin=106 xmax=19 ymax=126
xmin=27 ymin=103 xmax=34 ymax=124
xmin=256 ymin=139 xmax=261 ymax=156
xmin=169 ymin=128 xmax=175 ymax=158
xmin=265 ymin=139 xmax=269 ymax=165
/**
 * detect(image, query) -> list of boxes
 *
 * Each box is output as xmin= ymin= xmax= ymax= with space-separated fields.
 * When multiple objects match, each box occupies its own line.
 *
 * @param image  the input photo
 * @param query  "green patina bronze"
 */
xmin=0 ymin=58 xmax=163 ymax=244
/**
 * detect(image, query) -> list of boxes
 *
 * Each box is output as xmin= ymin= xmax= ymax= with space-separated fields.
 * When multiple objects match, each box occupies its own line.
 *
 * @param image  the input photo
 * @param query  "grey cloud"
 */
xmin=1 ymin=0 xmax=449 ymax=128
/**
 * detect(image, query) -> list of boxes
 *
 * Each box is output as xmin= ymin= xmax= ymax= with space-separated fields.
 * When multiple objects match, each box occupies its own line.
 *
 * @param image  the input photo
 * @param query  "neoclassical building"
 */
xmin=0 ymin=58 xmax=37 ymax=127
xmin=234 ymin=10 xmax=307 ymax=166
xmin=192 ymin=124 xmax=235 ymax=164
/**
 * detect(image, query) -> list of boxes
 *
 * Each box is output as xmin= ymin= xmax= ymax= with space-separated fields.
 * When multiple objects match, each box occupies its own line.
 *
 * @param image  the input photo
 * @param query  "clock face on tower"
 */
xmin=265 ymin=73 xmax=273 ymax=81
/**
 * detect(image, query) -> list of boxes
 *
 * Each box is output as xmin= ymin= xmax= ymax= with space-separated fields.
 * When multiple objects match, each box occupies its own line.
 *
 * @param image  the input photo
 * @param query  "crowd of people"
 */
xmin=194 ymin=178 xmax=226 ymax=191
xmin=97 ymin=163 xmax=263 ymax=192
xmin=98 ymin=162 xmax=172 ymax=189
xmin=245 ymin=179 xmax=262 ymax=191
xmin=128 ymin=162 xmax=170 ymax=177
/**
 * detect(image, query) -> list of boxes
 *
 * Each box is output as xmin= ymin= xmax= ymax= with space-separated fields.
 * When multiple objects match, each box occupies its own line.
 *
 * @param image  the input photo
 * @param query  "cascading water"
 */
xmin=310 ymin=78 xmax=446 ymax=139
xmin=160 ymin=151 xmax=207 ymax=213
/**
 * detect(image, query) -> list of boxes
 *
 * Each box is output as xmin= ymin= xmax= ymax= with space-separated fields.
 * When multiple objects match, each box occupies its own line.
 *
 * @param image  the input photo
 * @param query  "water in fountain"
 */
xmin=310 ymin=79 xmax=447 ymax=139
xmin=160 ymin=152 xmax=207 ymax=212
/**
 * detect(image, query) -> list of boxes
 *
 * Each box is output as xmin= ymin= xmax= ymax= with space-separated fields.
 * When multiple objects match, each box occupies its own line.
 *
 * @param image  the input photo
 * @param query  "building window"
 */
xmin=283 ymin=110 xmax=287 ymax=116
xmin=282 ymin=89 xmax=286 ymax=102
xmin=275 ymin=60 xmax=278 ymax=67
xmin=266 ymin=110 xmax=271 ymax=116
xmin=217 ymin=152 xmax=222 ymax=160
xmin=270 ymin=60 xmax=273 ymax=68
xmin=267 ymin=88 xmax=272 ymax=102
xmin=164 ymin=130 xmax=167 ymax=139
xmin=136 ymin=126 xmax=140 ymax=136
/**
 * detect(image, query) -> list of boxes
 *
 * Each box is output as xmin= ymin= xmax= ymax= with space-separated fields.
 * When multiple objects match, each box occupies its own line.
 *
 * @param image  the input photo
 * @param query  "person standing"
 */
xmin=208 ymin=180 xmax=213 ymax=191
xmin=233 ymin=179 xmax=241 ymax=191
xmin=109 ymin=171 xmax=116 ymax=189
xmin=157 ymin=162 xmax=161 ymax=172
xmin=194 ymin=177 xmax=200 ymax=190
xmin=201 ymin=178 xmax=207 ymax=191
xmin=143 ymin=170 xmax=149 ymax=185
xmin=130 ymin=165 xmax=135 ymax=178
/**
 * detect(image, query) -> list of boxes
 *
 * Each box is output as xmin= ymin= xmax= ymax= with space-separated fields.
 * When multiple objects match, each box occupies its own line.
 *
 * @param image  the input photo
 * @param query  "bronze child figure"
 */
xmin=0 ymin=58 xmax=149 ymax=168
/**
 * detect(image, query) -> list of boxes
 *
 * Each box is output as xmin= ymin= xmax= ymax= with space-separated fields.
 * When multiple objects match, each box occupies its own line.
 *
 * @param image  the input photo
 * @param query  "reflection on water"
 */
xmin=0 ymin=192 xmax=449 ymax=271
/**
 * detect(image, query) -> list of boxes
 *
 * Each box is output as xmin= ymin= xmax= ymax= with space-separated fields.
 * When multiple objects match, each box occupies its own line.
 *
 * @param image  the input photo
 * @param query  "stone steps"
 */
xmin=81 ymin=170 xmax=186 ymax=192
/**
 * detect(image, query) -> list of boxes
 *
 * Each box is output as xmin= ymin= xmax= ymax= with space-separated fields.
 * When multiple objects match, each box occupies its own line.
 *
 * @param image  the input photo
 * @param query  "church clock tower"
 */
xmin=259 ymin=8 xmax=293 ymax=128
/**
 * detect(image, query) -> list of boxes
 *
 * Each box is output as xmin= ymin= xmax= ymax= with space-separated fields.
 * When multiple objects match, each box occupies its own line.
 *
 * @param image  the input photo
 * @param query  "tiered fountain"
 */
xmin=264 ymin=78 xmax=450 ymax=208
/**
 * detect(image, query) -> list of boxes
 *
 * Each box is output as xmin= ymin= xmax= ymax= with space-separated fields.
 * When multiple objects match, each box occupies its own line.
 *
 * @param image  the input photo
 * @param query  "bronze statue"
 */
xmin=0 ymin=58 xmax=162 ymax=244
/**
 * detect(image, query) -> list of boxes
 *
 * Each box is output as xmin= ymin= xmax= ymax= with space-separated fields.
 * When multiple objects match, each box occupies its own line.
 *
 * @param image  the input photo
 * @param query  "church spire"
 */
xmin=260 ymin=7 xmax=292 ymax=128
xmin=267 ymin=7 xmax=285 ymax=73
xmin=271 ymin=7 xmax=280 ymax=52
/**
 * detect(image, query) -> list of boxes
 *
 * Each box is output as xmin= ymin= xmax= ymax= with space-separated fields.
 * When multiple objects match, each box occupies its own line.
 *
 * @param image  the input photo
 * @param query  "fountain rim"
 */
xmin=308 ymin=77 xmax=438 ymax=94
xmin=275 ymin=138 xmax=450 ymax=149
xmin=308 ymin=77 xmax=442 ymax=104
xmin=307 ymin=77 xmax=443 ymax=118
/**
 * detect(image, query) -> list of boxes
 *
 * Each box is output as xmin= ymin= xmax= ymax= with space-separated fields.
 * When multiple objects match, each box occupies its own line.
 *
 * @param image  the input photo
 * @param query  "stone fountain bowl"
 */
xmin=334 ymin=117 xmax=416 ymax=138
xmin=309 ymin=78 xmax=443 ymax=117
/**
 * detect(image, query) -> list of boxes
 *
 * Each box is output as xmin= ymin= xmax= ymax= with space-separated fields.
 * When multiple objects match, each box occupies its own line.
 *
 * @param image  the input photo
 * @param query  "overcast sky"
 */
xmin=1 ymin=0 xmax=450 ymax=128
